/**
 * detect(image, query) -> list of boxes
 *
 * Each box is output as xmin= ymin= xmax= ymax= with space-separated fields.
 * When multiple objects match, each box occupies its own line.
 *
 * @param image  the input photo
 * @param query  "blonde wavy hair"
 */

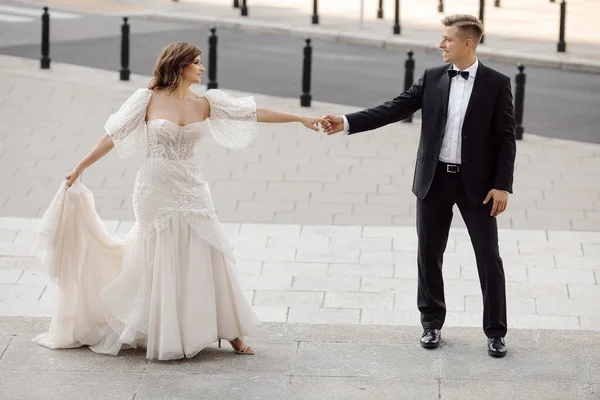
xmin=148 ymin=42 xmax=202 ymax=93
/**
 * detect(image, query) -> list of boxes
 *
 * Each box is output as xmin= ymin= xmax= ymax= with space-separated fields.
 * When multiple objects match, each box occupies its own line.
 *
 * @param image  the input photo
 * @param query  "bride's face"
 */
xmin=181 ymin=56 xmax=204 ymax=84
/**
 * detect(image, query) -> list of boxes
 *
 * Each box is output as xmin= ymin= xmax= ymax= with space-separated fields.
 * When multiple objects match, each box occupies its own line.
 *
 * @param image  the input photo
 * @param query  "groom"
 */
xmin=322 ymin=14 xmax=516 ymax=357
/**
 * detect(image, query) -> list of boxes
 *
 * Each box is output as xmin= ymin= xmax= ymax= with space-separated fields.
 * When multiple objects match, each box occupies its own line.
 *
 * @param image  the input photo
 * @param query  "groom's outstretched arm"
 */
xmin=345 ymin=71 xmax=426 ymax=135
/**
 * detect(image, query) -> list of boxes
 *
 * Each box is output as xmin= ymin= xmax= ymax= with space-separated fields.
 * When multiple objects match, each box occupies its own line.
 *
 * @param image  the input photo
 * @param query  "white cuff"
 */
xmin=342 ymin=115 xmax=350 ymax=135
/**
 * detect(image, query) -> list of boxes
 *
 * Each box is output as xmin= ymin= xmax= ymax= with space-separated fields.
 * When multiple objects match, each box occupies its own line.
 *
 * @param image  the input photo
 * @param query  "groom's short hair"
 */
xmin=442 ymin=14 xmax=484 ymax=44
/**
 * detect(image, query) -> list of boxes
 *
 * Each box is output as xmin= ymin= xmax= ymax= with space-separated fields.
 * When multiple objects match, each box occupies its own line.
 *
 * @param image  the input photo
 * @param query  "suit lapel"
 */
xmin=440 ymin=64 xmax=452 ymax=126
xmin=464 ymin=62 xmax=487 ymax=120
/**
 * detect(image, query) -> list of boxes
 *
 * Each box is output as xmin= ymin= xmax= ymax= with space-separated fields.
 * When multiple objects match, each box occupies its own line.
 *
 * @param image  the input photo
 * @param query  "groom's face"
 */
xmin=439 ymin=26 xmax=468 ymax=64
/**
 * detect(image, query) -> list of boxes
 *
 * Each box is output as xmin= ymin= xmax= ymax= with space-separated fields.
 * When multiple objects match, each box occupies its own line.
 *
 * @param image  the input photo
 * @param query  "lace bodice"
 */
xmin=146 ymin=120 xmax=203 ymax=160
xmin=104 ymin=88 xmax=257 ymax=159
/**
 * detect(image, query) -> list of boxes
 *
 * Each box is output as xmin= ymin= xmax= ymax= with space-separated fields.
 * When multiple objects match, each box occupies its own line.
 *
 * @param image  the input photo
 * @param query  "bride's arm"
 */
xmin=65 ymin=134 xmax=115 ymax=187
xmin=258 ymin=108 xmax=323 ymax=131
xmin=256 ymin=107 xmax=301 ymax=124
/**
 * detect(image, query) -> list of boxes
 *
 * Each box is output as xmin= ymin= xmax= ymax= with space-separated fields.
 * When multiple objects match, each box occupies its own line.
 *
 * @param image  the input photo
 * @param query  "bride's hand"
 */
xmin=65 ymin=168 xmax=83 ymax=188
xmin=299 ymin=116 xmax=325 ymax=132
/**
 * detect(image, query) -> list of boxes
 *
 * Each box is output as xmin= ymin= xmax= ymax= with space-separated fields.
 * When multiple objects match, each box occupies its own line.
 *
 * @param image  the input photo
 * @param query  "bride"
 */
xmin=33 ymin=41 xmax=324 ymax=360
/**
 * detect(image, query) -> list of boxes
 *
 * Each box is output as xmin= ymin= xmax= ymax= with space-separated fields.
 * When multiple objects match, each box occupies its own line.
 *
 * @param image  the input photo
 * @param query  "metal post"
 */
xmin=403 ymin=50 xmax=415 ymax=123
xmin=557 ymin=0 xmax=567 ymax=52
xmin=40 ymin=7 xmax=50 ymax=69
xmin=514 ymin=64 xmax=526 ymax=140
xmin=241 ymin=0 xmax=248 ymax=16
xmin=393 ymin=0 xmax=400 ymax=35
xmin=312 ymin=0 xmax=319 ymax=24
xmin=479 ymin=0 xmax=485 ymax=44
xmin=207 ymin=27 xmax=218 ymax=89
xmin=495 ymin=0 xmax=500 ymax=7
xmin=359 ymin=0 xmax=364 ymax=29
xmin=438 ymin=0 xmax=444 ymax=13
xmin=377 ymin=0 xmax=384 ymax=19
xmin=120 ymin=17 xmax=130 ymax=81
xmin=233 ymin=0 xmax=239 ymax=7
xmin=300 ymin=38 xmax=312 ymax=107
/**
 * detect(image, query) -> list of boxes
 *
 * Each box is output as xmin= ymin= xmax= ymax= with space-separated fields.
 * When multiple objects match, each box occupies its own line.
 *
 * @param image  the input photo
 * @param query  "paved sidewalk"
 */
xmin=1 ymin=54 xmax=599 ymax=332
xmin=13 ymin=0 xmax=600 ymax=73
xmin=1 ymin=54 xmax=600 ymax=399
xmin=1 ymin=319 xmax=600 ymax=400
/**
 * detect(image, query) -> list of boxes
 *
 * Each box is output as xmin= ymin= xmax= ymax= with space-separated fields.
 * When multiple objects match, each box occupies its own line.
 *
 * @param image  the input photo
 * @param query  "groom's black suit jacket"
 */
xmin=346 ymin=62 xmax=517 ymax=205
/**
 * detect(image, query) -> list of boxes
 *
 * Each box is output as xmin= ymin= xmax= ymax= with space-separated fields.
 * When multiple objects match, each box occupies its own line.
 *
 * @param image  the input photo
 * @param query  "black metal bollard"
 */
xmin=40 ymin=7 xmax=50 ymax=69
xmin=514 ymin=64 xmax=526 ymax=140
xmin=312 ymin=0 xmax=319 ymax=24
xmin=494 ymin=0 xmax=500 ymax=7
xmin=207 ymin=28 xmax=218 ymax=89
xmin=241 ymin=0 xmax=248 ymax=16
xmin=300 ymin=38 xmax=312 ymax=107
xmin=393 ymin=0 xmax=400 ymax=35
xmin=120 ymin=17 xmax=130 ymax=81
xmin=233 ymin=0 xmax=239 ymax=7
xmin=377 ymin=0 xmax=384 ymax=19
xmin=557 ymin=0 xmax=567 ymax=52
xmin=402 ymin=50 xmax=415 ymax=123
xmin=479 ymin=0 xmax=485 ymax=44
xmin=438 ymin=0 xmax=444 ymax=13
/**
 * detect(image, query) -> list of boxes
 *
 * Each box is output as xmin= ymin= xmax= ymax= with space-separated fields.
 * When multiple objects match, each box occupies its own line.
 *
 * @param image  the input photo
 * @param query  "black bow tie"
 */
xmin=448 ymin=69 xmax=469 ymax=80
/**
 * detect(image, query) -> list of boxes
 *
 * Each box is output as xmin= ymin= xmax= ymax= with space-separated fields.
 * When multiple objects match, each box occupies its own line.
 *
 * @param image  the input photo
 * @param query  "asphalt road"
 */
xmin=1 ymin=12 xmax=599 ymax=143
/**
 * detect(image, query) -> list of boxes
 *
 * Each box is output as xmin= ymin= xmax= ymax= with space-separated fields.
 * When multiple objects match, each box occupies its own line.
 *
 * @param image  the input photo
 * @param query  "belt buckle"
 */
xmin=446 ymin=164 xmax=459 ymax=173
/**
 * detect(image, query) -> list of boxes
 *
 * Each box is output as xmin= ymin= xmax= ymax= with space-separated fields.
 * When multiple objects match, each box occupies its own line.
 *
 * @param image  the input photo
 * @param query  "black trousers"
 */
xmin=417 ymin=162 xmax=507 ymax=337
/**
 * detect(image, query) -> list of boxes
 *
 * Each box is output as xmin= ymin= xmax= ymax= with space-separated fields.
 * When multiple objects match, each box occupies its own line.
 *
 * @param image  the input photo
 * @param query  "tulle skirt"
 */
xmin=32 ymin=181 xmax=260 ymax=360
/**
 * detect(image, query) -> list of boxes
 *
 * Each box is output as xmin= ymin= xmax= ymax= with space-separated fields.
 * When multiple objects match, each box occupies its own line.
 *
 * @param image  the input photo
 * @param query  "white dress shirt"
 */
xmin=438 ymin=59 xmax=478 ymax=164
xmin=341 ymin=59 xmax=479 ymax=166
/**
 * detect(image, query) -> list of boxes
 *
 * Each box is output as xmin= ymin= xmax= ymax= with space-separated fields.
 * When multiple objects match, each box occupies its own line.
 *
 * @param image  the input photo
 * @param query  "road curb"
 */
xmin=133 ymin=12 xmax=600 ymax=75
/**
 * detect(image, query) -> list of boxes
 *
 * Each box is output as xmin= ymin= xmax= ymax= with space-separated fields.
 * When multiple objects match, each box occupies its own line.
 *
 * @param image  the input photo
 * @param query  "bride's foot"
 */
xmin=218 ymin=338 xmax=255 ymax=355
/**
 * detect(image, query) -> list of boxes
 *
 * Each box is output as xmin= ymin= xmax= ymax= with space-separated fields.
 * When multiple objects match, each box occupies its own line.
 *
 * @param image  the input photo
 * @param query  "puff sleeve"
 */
xmin=104 ymin=88 xmax=152 ymax=158
xmin=204 ymin=89 xmax=257 ymax=150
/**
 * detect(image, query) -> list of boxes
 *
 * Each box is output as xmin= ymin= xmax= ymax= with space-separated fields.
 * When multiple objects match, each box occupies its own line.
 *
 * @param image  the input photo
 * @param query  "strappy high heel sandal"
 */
xmin=218 ymin=338 xmax=255 ymax=355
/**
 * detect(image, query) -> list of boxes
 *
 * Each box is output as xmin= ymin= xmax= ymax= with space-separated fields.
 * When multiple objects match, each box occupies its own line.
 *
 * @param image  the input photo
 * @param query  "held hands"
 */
xmin=321 ymin=115 xmax=344 ymax=135
xmin=299 ymin=116 xmax=326 ymax=132
xmin=65 ymin=168 xmax=83 ymax=188
xmin=483 ymin=189 xmax=508 ymax=217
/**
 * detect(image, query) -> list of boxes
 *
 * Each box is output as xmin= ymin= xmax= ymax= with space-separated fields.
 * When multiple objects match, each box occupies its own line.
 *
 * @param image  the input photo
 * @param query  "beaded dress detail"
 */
xmin=32 ymin=89 xmax=260 ymax=360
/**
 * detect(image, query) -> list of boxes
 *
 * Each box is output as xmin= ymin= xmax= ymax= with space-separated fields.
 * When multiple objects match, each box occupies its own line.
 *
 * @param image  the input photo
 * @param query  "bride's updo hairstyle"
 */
xmin=148 ymin=42 xmax=201 ymax=93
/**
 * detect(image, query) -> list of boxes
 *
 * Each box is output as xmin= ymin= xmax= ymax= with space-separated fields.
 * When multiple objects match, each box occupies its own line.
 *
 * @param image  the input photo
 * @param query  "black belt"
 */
xmin=438 ymin=162 xmax=461 ymax=173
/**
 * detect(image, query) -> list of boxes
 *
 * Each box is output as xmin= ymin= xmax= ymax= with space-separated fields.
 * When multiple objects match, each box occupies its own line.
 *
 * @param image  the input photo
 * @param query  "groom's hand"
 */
xmin=321 ymin=115 xmax=344 ymax=135
xmin=483 ymin=189 xmax=509 ymax=217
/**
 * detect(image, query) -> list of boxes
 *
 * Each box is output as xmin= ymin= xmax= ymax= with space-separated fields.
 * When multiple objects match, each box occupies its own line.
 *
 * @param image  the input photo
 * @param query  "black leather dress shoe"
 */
xmin=420 ymin=328 xmax=441 ymax=349
xmin=487 ymin=336 xmax=507 ymax=357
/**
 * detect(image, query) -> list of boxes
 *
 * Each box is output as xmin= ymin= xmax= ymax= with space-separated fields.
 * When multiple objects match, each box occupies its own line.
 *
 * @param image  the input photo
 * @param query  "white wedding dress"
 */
xmin=32 ymin=88 xmax=260 ymax=360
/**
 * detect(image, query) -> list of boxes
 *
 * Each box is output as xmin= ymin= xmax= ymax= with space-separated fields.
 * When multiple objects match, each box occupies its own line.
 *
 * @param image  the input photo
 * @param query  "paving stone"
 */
xmin=292 ymin=277 xmax=360 ymax=292
xmin=328 ymin=263 xmax=394 ymax=278
xmin=261 ymin=262 xmax=328 ymax=277
xmin=295 ymin=341 xmax=439 ymax=379
xmin=0 ymin=270 xmax=23 ymax=284
xmin=287 ymin=307 xmax=360 ymax=324
xmin=289 ymin=376 xmax=439 ymax=400
xmin=252 ymin=306 xmax=289 ymax=323
xmin=254 ymin=290 xmax=324 ymax=308
xmin=135 ymin=374 xmax=291 ymax=400
xmin=439 ymin=345 xmax=589 ymax=383
xmin=0 ymin=370 xmax=142 ymax=400
xmin=323 ymin=292 xmax=395 ymax=310
xmin=440 ymin=380 xmax=595 ymax=400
